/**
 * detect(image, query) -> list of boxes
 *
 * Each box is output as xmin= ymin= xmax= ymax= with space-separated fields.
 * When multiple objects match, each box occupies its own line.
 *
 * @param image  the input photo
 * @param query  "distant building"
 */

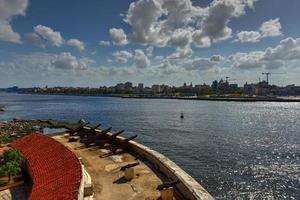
xmin=152 ymin=85 xmax=161 ymax=93
xmin=138 ymin=83 xmax=143 ymax=90
xmin=124 ymin=82 xmax=133 ymax=89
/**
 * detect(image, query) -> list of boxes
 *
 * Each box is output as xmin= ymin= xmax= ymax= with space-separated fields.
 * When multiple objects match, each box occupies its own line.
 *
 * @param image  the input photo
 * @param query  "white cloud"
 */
xmin=230 ymin=37 xmax=300 ymax=70
xmin=52 ymin=52 xmax=94 ymax=70
xmin=0 ymin=0 xmax=28 ymax=43
xmin=66 ymin=39 xmax=85 ymax=51
xmin=99 ymin=40 xmax=111 ymax=46
xmin=236 ymin=31 xmax=261 ymax=43
xmin=112 ymin=50 xmax=132 ymax=63
xmin=169 ymin=28 xmax=192 ymax=52
xmin=26 ymin=25 xmax=85 ymax=51
xmin=34 ymin=25 xmax=64 ymax=47
xmin=263 ymin=37 xmax=300 ymax=61
xmin=109 ymin=28 xmax=128 ymax=45
xmin=24 ymin=32 xmax=46 ymax=48
xmin=122 ymin=0 xmax=258 ymax=51
xmin=230 ymin=51 xmax=264 ymax=70
xmin=134 ymin=49 xmax=150 ymax=68
xmin=146 ymin=46 xmax=154 ymax=57
xmin=168 ymin=48 xmax=192 ymax=59
xmin=260 ymin=18 xmax=282 ymax=38
xmin=236 ymin=18 xmax=282 ymax=43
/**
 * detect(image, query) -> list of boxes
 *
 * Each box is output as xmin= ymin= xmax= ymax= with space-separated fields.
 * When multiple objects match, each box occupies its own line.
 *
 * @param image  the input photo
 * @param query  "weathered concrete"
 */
xmin=103 ymin=130 xmax=214 ymax=200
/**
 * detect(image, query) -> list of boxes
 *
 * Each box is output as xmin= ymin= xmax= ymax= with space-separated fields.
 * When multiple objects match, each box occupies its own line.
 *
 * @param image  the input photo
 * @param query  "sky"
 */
xmin=1 ymin=0 xmax=300 ymax=87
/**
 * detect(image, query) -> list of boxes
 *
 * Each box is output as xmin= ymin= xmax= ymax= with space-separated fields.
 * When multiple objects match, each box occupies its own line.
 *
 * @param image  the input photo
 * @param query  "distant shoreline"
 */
xmin=122 ymin=96 xmax=300 ymax=102
xmin=2 ymin=91 xmax=300 ymax=102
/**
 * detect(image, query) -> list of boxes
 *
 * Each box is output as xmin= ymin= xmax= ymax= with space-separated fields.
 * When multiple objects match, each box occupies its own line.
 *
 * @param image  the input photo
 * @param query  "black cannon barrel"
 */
xmin=157 ymin=180 xmax=180 ymax=191
xmin=92 ymin=123 xmax=101 ymax=130
xmin=68 ymin=122 xmax=90 ymax=133
xmin=99 ymin=127 xmax=112 ymax=135
xmin=111 ymin=130 xmax=125 ymax=138
xmin=120 ymin=162 xmax=140 ymax=171
xmin=122 ymin=135 xmax=137 ymax=143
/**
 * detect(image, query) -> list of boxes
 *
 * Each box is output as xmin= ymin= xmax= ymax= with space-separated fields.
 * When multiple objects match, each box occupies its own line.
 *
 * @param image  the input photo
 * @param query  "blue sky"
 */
xmin=1 ymin=0 xmax=300 ymax=87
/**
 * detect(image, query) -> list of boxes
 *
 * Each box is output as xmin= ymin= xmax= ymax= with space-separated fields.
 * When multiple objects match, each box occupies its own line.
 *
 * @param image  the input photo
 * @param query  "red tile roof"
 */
xmin=10 ymin=133 xmax=82 ymax=200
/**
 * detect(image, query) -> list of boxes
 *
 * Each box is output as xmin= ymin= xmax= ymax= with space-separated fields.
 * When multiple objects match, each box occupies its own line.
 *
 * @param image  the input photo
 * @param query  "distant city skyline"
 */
xmin=1 ymin=0 xmax=300 ymax=87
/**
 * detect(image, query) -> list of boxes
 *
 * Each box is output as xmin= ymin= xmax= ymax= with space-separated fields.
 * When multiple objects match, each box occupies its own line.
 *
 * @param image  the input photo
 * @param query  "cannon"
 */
xmin=157 ymin=180 xmax=180 ymax=191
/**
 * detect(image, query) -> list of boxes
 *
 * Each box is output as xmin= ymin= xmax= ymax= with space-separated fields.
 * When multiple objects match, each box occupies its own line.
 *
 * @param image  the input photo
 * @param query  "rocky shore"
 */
xmin=0 ymin=119 xmax=78 ymax=144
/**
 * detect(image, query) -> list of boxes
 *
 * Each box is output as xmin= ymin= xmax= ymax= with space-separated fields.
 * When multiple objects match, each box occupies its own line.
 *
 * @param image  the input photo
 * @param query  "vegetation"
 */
xmin=0 ymin=149 xmax=24 ymax=182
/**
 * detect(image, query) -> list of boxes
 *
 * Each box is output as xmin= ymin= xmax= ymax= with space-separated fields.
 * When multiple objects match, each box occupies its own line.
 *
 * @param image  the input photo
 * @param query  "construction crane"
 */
xmin=261 ymin=72 xmax=285 ymax=85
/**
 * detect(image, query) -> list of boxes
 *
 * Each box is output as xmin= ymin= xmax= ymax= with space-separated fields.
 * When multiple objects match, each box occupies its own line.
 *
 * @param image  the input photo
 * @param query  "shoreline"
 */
xmin=2 ymin=92 xmax=300 ymax=102
xmin=123 ymin=96 xmax=300 ymax=102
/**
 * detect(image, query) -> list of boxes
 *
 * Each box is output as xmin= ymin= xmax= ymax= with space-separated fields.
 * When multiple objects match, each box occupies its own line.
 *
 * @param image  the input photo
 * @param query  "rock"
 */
xmin=32 ymin=125 xmax=41 ymax=131
xmin=13 ymin=117 xmax=23 ymax=122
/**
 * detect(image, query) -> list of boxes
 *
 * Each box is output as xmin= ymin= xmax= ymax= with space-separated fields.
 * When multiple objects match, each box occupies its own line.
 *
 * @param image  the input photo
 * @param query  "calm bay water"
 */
xmin=0 ymin=92 xmax=299 ymax=199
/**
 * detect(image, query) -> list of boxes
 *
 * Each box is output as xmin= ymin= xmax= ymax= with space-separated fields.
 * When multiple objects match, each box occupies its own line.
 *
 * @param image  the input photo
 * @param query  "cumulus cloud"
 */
xmin=66 ymin=39 xmax=85 ymax=51
xmin=170 ymin=29 xmax=192 ymax=48
xmin=0 ymin=0 xmax=28 ymax=43
xmin=112 ymin=50 xmax=132 ymax=63
xmin=134 ymin=49 xmax=150 ymax=68
xmin=52 ymin=52 xmax=94 ymax=70
xmin=25 ymin=25 xmax=85 ymax=50
xmin=99 ymin=40 xmax=111 ymax=46
xmin=230 ymin=51 xmax=264 ymax=69
xmin=260 ymin=18 xmax=282 ymax=38
xmin=236 ymin=18 xmax=282 ymax=43
xmin=109 ymin=28 xmax=128 ymax=45
xmin=0 ymin=52 xmax=109 ymax=87
xmin=24 ymin=32 xmax=46 ymax=48
xmin=236 ymin=31 xmax=261 ymax=43
xmin=34 ymin=25 xmax=64 ymax=47
xmin=263 ymin=37 xmax=300 ymax=61
xmin=230 ymin=37 xmax=300 ymax=70
xmin=168 ymin=48 xmax=192 ymax=59
xmin=120 ymin=0 xmax=258 ymax=51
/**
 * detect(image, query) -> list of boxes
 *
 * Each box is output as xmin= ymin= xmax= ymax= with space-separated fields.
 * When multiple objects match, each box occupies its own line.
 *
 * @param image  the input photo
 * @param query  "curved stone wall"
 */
xmin=107 ymin=132 xmax=214 ymax=200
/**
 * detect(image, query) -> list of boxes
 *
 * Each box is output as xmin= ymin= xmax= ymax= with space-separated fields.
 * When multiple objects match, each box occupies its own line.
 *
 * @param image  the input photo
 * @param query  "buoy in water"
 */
xmin=180 ymin=112 xmax=184 ymax=119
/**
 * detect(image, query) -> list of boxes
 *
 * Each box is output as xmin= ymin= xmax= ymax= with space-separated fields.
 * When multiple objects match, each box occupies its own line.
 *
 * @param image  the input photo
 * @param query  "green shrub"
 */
xmin=0 ymin=180 xmax=8 ymax=186
xmin=0 ymin=149 xmax=23 ymax=181
xmin=0 ymin=167 xmax=8 ymax=176
xmin=3 ymin=149 xmax=24 ymax=166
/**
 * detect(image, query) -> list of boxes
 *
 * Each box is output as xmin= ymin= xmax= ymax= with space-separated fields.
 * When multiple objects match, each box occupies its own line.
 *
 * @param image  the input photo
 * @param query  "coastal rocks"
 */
xmin=0 ymin=119 xmax=78 ymax=144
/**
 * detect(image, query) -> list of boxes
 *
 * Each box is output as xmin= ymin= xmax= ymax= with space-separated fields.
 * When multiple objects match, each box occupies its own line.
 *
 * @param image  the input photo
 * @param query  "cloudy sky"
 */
xmin=1 ymin=0 xmax=300 ymax=87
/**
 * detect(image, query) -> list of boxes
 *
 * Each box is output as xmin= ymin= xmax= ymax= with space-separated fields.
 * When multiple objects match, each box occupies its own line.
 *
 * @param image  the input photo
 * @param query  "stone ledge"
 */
xmin=107 ymin=132 xmax=214 ymax=200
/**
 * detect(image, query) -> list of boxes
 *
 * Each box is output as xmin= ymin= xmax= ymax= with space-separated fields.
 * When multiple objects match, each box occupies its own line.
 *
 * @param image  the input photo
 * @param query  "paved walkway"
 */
xmin=0 ymin=185 xmax=30 ymax=200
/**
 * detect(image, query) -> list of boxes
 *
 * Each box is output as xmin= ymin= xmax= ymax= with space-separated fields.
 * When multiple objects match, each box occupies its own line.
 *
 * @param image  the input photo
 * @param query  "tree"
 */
xmin=2 ymin=161 xmax=21 ymax=182
xmin=3 ymin=149 xmax=23 ymax=166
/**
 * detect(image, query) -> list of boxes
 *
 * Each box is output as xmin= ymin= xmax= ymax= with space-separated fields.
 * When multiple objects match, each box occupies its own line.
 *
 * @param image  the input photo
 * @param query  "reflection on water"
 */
xmin=0 ymin=92 xmax=299 ymax=199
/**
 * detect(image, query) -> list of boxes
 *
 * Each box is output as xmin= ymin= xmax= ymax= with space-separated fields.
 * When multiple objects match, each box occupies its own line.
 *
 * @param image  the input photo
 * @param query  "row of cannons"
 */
xmin=65 ymin=121 xmax=180 ymax=200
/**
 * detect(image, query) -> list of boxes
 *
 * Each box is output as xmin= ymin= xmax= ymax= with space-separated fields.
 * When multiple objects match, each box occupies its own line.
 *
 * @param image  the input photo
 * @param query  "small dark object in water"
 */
xmin=180 ymin=112 xmax=184 ymax=119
